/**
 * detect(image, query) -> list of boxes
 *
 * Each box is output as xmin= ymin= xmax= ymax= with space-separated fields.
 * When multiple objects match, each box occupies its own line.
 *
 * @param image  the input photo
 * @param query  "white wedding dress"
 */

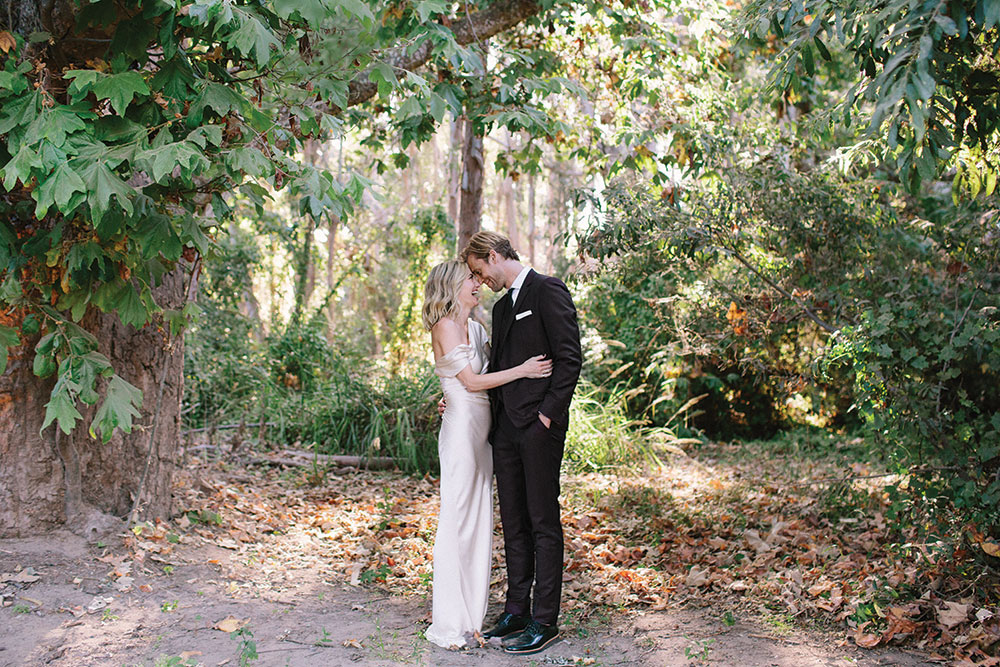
xmin=425 ymin=320 xmax=493 ymax=649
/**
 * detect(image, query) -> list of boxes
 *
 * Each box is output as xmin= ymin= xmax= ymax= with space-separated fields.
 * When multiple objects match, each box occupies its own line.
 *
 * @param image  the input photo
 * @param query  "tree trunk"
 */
xmin=528 ymin=170 xmax=537 ymax=266
xmin=458 ymin=118 xmax=484 ymax=251
xmin=448 ymin=116 xmax=465 ymax=228
xmin=325 ymin=214 xmax=340 ymax=341
xmin=0 ymin=270 xmax=187 ymax=538
xmin=502 ymin=175 xmax=520 ymax=250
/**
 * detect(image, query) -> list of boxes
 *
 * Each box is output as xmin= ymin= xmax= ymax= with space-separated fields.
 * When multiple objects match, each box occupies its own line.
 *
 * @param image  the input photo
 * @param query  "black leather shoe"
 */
xmin=502 ymin=620 xmax=560 ymax=655
xmin=483 ymin=612 xmax=529 ymax=639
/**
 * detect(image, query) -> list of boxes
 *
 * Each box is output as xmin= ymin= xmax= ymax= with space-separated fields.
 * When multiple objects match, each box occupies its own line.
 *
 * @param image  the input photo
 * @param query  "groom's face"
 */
xmin=467 ymin=252 xmax=505 ymax=293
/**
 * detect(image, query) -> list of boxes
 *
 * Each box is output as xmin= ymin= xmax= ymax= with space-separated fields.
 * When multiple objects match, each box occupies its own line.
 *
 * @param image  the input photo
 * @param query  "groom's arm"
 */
xmin=536 ymin=277 xmax=582 ymax=425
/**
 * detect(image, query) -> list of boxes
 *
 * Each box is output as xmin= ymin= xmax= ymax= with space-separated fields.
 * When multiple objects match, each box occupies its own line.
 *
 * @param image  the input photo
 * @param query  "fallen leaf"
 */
xmin=854 ymin=628 xmax=882 ymax=648
xmin=2 ymin=569 xmax=41 ymax=583
xmin=215 ymin=616 xmax=247 ymax=633
xmin=937 ymin=601 xmax=970 ymax=629
xmin=982 ymin=541 xmax=1000 ymax=557
xmin=0 ymin=31 xmax=15 ymax=54
xmin=685 ymin=566 xmax=710 ymax=587
xmin=343 ymin=638 xmax=363 ymax=648
xmin=743 ymin=529 xmax=770 ymax=554
xmin=86 ymin=596 xmax=113 ymax=613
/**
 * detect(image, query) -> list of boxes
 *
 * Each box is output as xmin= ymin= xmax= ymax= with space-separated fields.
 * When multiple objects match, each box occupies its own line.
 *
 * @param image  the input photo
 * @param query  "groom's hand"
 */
xmin=438 ymin=397 xmax=447 ymax=416
xmin=538 ymin=412 xmax=551 ymax=429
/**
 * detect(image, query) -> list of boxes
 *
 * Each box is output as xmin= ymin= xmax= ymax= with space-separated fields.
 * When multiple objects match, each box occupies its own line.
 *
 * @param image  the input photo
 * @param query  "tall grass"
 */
xmin=564 ymin=381 xmax=700 ymax=472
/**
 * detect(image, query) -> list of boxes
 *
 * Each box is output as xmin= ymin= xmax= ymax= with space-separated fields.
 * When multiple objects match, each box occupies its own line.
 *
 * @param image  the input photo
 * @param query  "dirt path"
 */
xmin=2 ymin=530 xmax=932 ymax=666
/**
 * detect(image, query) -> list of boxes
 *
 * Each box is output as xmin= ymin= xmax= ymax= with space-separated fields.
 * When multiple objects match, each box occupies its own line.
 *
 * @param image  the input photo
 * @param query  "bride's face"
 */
xmin=457 ymin=272 xmax=481 ymax=309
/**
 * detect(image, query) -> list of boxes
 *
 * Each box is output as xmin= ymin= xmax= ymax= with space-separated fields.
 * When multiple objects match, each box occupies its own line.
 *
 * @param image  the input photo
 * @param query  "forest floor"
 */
xmin=2 ymin=438 xmax=988 ymax=666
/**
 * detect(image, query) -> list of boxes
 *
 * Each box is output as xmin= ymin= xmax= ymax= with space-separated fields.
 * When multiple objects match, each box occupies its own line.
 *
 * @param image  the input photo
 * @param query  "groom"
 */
xmin=462 ymin=231 xmax=582 ymax=655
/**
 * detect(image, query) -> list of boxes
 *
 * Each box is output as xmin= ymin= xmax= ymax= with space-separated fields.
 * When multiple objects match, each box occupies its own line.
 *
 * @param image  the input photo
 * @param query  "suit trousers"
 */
xmin=492 ymin=409 xmax=566 ymax=626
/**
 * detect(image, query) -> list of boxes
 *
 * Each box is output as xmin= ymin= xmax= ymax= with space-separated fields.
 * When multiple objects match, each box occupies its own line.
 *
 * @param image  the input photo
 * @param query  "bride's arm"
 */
xmin=455 ymin=355 xmax=550 ymax=392
xmin=432 ymin=320 xmax=550 ymax=392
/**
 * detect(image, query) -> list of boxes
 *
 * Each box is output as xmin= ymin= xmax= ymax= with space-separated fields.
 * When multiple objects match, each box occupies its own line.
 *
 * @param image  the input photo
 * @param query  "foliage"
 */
xmin=739 ymin=0 xmax=1000 ymax=193
xmin=384 ymin=206 xmax=454 ymax=372
xmin=578 ymin=150 xmax=1000 ymax=533
xmin=1 ymin=0 xmax=372 ymax=438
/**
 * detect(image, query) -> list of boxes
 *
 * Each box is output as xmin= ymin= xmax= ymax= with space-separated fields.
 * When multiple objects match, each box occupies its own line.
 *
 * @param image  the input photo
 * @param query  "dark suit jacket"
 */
xmin=488 ymin=269 xmax=582 ymax=432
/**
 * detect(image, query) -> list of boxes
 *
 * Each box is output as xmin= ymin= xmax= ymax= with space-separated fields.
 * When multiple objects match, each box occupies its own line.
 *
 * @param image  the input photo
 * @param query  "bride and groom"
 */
xmin=420 ymin=231 xmax=582 ymax=654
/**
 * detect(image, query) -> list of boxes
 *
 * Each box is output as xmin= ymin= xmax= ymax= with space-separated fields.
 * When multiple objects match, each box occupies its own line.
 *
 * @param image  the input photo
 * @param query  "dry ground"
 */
xmin=1 ymin=447 xmax=943 ymax=666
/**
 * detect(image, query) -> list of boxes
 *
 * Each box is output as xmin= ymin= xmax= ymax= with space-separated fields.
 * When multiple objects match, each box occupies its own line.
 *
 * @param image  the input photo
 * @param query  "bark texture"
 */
xmin=0 ymin=271 xmax=186 ymax=539
xmin=0 ymin=320 xmax=63 ymax=536
xmin=458 ymin=119 xmax=485 ymax=251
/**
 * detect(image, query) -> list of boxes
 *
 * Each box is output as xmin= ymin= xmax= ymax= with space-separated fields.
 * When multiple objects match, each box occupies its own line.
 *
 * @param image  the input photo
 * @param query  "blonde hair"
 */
xmin=461 ymin=231 xmax=520 ymax=262
xmin=422 ymin=260 xmax=467 ymax=330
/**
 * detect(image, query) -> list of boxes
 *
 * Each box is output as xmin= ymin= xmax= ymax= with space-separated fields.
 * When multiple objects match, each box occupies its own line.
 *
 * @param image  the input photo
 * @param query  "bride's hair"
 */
xmin=422 ymin=260 xmax=467 ymax=330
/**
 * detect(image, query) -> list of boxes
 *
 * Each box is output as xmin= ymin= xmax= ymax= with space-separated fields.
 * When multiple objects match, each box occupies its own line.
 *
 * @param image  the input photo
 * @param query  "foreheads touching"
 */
xmin=461 ymin=231 xmax=520 ymax=288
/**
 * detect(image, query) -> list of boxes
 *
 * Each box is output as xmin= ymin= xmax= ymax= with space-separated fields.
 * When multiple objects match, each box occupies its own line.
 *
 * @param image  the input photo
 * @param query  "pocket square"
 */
xmin=515 ymin=310 xmax=533 ymax=320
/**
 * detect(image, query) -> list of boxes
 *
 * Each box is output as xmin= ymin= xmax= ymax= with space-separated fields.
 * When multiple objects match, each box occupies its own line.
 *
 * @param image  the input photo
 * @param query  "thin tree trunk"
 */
xmin=459 ymin=118 xmax=484 ymax=251
xmin=448 ymin=117 xmax=464 ymax=226
xmin=528 ymin=169 xmax=537 ymax=266
xmin=503 ymin=175 xmax=520 ymax=250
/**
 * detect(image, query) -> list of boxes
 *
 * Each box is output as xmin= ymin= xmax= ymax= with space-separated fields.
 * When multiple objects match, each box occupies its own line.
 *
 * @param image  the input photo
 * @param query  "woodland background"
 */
xmin=0 ymin=0 xmax=998 ymax=662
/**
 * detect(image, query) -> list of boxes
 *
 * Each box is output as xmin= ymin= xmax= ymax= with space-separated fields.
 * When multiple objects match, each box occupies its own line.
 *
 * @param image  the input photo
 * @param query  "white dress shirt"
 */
xmin=508 ymin=266 xmax=531 ymax=307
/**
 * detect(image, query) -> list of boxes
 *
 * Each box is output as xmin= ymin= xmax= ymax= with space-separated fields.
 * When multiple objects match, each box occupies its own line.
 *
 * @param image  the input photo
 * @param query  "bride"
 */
xmin=421 ymin=260 xmax=552 ymax=649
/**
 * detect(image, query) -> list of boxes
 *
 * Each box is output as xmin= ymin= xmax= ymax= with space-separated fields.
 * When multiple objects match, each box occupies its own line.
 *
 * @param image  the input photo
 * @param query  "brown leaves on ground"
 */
xmin=107 ymin=441 xmax=999 ymax=665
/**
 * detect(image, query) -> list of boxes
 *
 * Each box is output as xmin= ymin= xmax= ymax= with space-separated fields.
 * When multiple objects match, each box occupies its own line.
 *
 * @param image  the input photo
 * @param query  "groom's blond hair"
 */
xmin=461 ymin=231 xmax=520 ymax=262
xmin=422 ymin=260 xmax=467 ymax=330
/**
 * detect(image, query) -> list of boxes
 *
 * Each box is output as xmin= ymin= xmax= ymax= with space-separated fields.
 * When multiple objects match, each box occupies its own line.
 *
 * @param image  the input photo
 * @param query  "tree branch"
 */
xmin=724 ymin=246 xmax=840 ymax=334
xmin=345 ymin=0 xmax=542 ymax=109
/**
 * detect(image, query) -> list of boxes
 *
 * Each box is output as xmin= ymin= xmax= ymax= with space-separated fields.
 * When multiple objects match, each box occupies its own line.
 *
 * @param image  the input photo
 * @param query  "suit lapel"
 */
xmin=493 ymin=269 xmax=536 ymax=363
xmin=491 ymin=291 xmax=513 ymax=365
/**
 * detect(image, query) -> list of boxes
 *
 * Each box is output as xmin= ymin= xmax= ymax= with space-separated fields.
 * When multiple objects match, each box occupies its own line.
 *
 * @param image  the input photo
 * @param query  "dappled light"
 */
xmin=2 ymin=0 xmax=999 ymax=663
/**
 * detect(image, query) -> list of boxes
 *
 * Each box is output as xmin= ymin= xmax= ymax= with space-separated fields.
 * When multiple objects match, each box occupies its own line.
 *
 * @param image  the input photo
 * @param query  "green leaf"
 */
xmin=983 ymin=0 xmax=1000 ymax=28
xmin=23 ymin=105 xmax=88 ymax=148
xmin=370 ymin=62 xmax=397 ymax=100
xmin=1 ymin=144 xmax=43 ymax=190
xmin=80 ymin=161 xmax=136 ymax=223
xmin=64 ymin=69 xmax=101 ymax=101
xmin=42 ymin=385 xmax=84 ymax=435
xmin=336 ymin=0 xmax=374 ymax=22
xmin=90 ymin=374 xmax=143 ymax=443
xmin=33 ymin=162 xmax=87 ymax=218
xmin=189 ymin=82 xmax=247 ymax=124
xmin=179 ymin=216 xmax=211 ymax=255
xmin=0 ymin=70 xmax=28 ymax=94
xmin=273 ymin=0 xmax=331 ymax=24
xmin=416 ymin=0 xmax=448 ymax=22
xmin=229 ymin=12 xmax=280 ymax=67
xmin=0 ymin=324 xmax=19 ymax=376
xmin=0 ymin=92 xmax=39 ymax=135
xmin=226 ymin=146 xmax=274 ymax=178
xmin=114 ymin=282 xmax=149 ymax=328
xmin=813 ymin=35 xmax=831 ymax=61
xmin=92 ymin=71 xmax=150 ymax=116
xmin=143 ymin=141 xmax=208 ymax=183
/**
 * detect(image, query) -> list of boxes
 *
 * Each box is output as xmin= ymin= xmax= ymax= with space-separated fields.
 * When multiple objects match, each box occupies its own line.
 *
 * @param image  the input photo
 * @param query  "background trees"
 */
xmin=1 ymin=0 xmax=997 ymax=552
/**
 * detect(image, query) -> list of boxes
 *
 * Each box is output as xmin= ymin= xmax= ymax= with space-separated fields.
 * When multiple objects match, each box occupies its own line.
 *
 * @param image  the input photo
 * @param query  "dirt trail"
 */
xmin=2 ymin=531 xmax=932 ymax=667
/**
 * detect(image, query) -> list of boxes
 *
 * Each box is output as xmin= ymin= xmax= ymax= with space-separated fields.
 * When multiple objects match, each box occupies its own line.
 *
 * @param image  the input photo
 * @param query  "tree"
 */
xmin=739 ymin=0 xmax=1000 ymax=194
xmin=0 ymin=0 xmax=556 ymax=537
